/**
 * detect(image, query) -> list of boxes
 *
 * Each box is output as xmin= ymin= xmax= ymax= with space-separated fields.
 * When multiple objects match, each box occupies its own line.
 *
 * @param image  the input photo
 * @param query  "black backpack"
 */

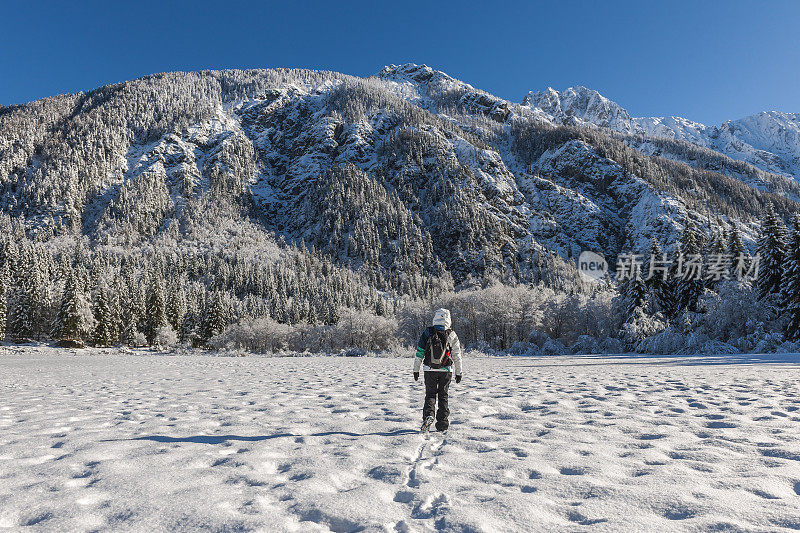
xmin=424 ymin=327 xmax=452 ymax=369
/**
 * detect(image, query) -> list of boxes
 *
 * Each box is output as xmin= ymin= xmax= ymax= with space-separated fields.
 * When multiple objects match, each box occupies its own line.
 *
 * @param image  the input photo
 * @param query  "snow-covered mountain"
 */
xmin=523 ymin=86 xmax=800 ymax=180
xmin=0 ymin=64 xmax=796 ymax=291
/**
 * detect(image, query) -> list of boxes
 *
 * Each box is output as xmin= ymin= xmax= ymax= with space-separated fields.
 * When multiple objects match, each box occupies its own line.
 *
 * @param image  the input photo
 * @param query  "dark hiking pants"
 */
xmin=423 ymin=371 xmax=452 ymax=431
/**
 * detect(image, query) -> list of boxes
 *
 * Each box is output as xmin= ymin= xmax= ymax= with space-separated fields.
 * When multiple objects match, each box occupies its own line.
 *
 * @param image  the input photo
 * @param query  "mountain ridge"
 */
xmin=522 ymin=84 xmax=800 ymax=180
xmin=0 ymin=63 xmax=797 ymax=293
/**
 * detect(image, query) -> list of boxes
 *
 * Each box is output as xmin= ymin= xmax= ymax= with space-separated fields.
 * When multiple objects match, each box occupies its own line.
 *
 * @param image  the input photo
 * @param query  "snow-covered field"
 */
xmin=2 ymin=348 xmax=800 ymax=532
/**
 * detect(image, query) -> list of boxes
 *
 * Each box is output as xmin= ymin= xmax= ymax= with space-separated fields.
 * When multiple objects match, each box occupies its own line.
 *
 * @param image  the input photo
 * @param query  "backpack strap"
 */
xmin=443 ymin=328 xmax=453 ymax=363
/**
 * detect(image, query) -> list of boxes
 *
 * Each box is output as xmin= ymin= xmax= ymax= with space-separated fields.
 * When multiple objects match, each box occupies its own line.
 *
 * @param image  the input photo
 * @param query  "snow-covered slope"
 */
xmin=523 ymin=86 xmax=800 ymax=180
xmin=2 ymin=349 xmax=800 ymax=531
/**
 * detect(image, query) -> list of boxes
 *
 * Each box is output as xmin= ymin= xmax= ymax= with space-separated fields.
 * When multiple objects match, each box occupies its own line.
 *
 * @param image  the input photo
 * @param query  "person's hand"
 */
xmin=413 ymin=372 xmax=419 ymax=381
xmin=455 ymin=374 xmax=462 ymax=384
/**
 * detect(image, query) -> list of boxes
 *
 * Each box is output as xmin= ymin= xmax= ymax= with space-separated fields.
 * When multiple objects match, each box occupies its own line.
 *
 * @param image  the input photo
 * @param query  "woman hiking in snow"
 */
xmin=414 ymin=308 xmax=463 ymax=432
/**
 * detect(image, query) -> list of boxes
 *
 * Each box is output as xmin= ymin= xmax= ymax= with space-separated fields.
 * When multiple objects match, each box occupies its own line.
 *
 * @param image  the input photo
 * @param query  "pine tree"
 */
xmin=288 ymin=297 xmax=302 ymax=325
xmin=324 ymin=298 xmax=340 ymax=326
xmin=306 ymin=301 xmax=318 ymax=325
xmin=201 ymin=291 xmax=229 ymax=341
xmin=0 ymin=268 xmax=7 ymax=341
xmin=644 ymin=238 xmax=666 ymax=314
xmin=782 ymin=215 xmax=800 ymax=341
xmin=144 ymin=275 xmax=167 ymax=345
xmin=727 ymin=226 xmax=745 ymax=260
xmin=181 ymin=295 xmax=199 ymax=345
xmin=122 ymin=318 xmax=142 ymax=347
xmin=375 ymin=297 xmax=388 ymax=317
xmin=28 ymin=251 xmax=51 ymax=338
xmin=7 ymin=267 xmax=36 ymax=341
xmin=165 ymin=284 xmax=186 ymax=334
xmin=92 ymin=283 xmax=120 ymax=346
xmin=621 ymin=274 xmax=647 ymax=323
xmin=131 ymin=282 xmax=147 ymax=338
xmin=677 ymin=222 xmax=704 ymax=313
xmin=651 ymin=244 xmax=680 ymax=320
xmin=756 ymin=205 xmax=787 ymax=299
xmin=705 ymin=229 xmax=728 ymax=256
xmin=704 ymin=228 xmax=729 ymax=287
xmin=52 ymin=271 xmax=94 ymax=341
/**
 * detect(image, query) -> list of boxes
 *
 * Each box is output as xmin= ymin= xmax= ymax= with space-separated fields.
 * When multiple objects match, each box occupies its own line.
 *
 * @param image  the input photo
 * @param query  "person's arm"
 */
xmin=450 ymin=331 xmax=463 ymax=377
xmin=413 ymin=329 xmax=428 ymax=375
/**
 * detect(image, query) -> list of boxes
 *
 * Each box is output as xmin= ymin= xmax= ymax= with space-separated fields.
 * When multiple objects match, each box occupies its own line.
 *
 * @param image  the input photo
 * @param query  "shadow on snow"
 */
xmin=511 ymin=352 xmax=800 ymax=367
xmin=106 ymin=429 xmax=418 ymax=444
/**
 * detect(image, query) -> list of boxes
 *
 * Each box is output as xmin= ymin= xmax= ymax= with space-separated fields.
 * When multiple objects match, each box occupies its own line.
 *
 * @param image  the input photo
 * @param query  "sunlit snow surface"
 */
xmin=2 ymin=348 xmax=800 ymax=532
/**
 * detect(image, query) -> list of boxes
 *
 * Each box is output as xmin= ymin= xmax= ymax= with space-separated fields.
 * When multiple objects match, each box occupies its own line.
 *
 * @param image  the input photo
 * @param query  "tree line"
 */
xmin=1 ymin=206 xmax=797 ymax=355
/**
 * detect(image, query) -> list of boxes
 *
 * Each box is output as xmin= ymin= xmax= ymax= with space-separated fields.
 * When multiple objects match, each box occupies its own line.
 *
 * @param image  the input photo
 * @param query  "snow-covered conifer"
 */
xmin=781 ymin=215 xmax=800 ymax=341
xmin=644 ymin=239 xmax=667 ymax=314
xmin=677 ymin=222 xmax=704 ymax=313
xmin=7 ymin=267 xmax=36 ymax=341
xmin=202 ymin=291 xmax=229 ymax=342
xmin=52 ymin=271 xmax=94 ymax=341
xmin=93 ymin=283 xmax=120 ymax=347
xmin=166 ymin=284 xmax=187 ymax=334
xmin=727 ymin=226 xmax=745 ymax=260
xmin=0 ymin=267 xmax=7 ymax=341
xmin=756 ymin=205 xmax=787 ymax=299
xmin=144 ymin=276 xmax=168 ymax=345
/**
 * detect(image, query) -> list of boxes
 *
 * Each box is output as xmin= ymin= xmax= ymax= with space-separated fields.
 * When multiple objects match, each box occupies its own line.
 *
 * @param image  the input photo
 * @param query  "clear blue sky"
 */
xmin=1 ymin=0 xmax=798 ymax=124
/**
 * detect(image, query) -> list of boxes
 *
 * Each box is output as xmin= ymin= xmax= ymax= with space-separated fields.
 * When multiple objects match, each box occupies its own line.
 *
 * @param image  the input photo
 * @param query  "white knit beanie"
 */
xmin=432 ymin=308 xmax=451 ymax=329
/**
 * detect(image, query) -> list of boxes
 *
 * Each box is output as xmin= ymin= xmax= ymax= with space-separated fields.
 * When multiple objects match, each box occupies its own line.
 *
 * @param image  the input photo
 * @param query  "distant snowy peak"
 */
xmin=720 ymin=111 xmax=800 ymax=159
xmin=376 ymin=63 xmax=474 ymax=100
xmin=523 ymin=86 xmax=800 ymax=179
xmin=635 ymin=115 xmax=710 ymax=146
xmin=377 ymin=63 xmax=461 ymax=87
xmin=522 ymin=86 xmax=639 ymax=135
xmin=377 ymin=63 xmax=511 ymax=121
xmin=708 ymin=112 xmax=800 ymax=179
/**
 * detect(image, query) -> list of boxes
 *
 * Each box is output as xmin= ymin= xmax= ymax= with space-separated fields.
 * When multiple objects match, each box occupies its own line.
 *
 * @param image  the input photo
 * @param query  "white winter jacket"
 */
xmin=413 ymin=309 xmax=463 ymax=375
